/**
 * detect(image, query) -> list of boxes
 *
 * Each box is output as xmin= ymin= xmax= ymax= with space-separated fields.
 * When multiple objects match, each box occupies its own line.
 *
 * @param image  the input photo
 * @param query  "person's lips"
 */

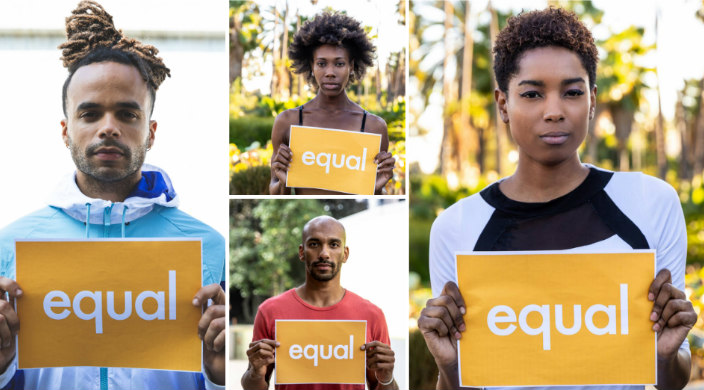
xmin=321 ymin=83 xmax=340 ymax=90
xmin=313 ymin=261 xmax=334 ymax=270
xmin=93 ymin=146 xmax=124 ymax=160
xmin=539 ymin=132 xmax=570 ymax=145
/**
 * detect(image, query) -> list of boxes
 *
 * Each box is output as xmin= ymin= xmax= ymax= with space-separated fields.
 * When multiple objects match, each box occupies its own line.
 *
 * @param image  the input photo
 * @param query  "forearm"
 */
xmin=436 ymin=361 xmax=481 ymax=390
xmin=656 ymin=348 xmax=690 ymax=390
xmin=241 ymin=366 xmax=269 ymax=390
xmin=268 ymin=177 xmax=290 ymax=195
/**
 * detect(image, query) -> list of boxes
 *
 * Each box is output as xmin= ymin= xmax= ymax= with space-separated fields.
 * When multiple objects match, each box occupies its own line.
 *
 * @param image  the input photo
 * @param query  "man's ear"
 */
xmin=299 ymin=244 xmax=304 ymax=262
xmin=61 ymin=119 xmax=69 ymax=148
xmin=147 ymin=120 xmax=157 ymax=150
xmin=343 ymin=246 xmax=349 ymax=263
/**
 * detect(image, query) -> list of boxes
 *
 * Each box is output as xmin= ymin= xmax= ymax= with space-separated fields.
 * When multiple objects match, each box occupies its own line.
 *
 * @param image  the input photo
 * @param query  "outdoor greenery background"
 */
xmin=229 ymin=0 xmax=406 ymax=194
xmin=408 ymin=0 xmax=704 ymax=387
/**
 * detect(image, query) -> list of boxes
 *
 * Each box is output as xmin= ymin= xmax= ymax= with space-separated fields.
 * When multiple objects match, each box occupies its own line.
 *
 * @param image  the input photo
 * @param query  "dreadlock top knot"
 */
xmin=58 ymin=0 xmax=170 ymax=90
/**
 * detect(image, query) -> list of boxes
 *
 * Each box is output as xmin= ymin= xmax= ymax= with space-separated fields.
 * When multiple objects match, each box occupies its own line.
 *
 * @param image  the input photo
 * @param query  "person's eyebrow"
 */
xmin=76 ymin=102 xmax=101 ymax=111
xmin=76 ymin=101 xmax=143 ymax=111
xmin=517 ymin=80 xmax=544 ymax=87
xmin=562 ymin=77 xmax=585 ymax=86
xmin=116 ymin=101 xmax=143 ymax=111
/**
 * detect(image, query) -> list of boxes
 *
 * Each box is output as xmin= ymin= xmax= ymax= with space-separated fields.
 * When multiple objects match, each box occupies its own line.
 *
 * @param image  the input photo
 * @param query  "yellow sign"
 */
xmin=15 ymin=239 xmax=202 ymax=371
xmin=456 ymin=251 xmax=656 ymax=387
xmin=286 ymin=125 xmax=381 ymax=195
xmin=275 ymin=320 xmax=366 ymax=384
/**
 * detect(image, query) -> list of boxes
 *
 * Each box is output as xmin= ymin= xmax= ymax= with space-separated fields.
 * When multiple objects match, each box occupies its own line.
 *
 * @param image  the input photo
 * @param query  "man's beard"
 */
xmin=309 ymin=259 xmax=340 ymax=282
xmin=69 ymin=136 xmax=147 ymax=183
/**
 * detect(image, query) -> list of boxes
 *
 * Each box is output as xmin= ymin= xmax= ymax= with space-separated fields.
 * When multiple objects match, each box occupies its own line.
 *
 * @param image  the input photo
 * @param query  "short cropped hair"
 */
xmin=288 ymin=12 xmax=375 ymax=88
xmin=493 ymin=7 xmax=598 ymax=93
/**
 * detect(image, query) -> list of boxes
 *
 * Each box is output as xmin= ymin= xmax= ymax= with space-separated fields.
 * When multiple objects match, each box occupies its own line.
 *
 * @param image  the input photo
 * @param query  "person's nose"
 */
xmin=324 ymin=64 xmax=335 ymax=78
xmin=97 ymin=113 xmax=121 ymax=139
xmin=543 ymin=93 xmax=565 ymax=122
xmin=319 ymin=244 xmax=330 ymax=259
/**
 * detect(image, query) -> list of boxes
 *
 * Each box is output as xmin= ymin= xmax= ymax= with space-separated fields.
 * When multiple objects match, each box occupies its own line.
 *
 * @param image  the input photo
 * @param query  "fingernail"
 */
xmin=650 ymin=312 xmax=658 ymax=321
xmin=653 ymin=323 xmax=660 ymax=331
xmin=455 ymin=332 xmax=462 ymax=340
xmin=275 ymin=342 xmax=280 ymax=347
xmin=360 ymin=345 xmax=366 ymax=350
xmin=459 ymin=324 xmax=466 ymax=332
xmin=460 ymin=307 xmax=466 ymax=315
xmin=192 ymin=298 xmax=199 ymax=306
xmin=648 ymin=293 xmax=654 ymax=301
xmin=15 ymin=289 xmax=22 ymax=297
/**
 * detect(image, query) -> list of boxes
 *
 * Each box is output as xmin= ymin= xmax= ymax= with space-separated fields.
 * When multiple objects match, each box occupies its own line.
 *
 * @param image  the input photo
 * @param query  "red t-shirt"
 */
xmin=252 ymin=288 xmax=390 ymax=390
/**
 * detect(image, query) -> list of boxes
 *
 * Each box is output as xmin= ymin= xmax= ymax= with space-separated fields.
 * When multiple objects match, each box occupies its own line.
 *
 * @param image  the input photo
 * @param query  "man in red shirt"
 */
xmin=241 ymin=216 xmax=397 ymax=390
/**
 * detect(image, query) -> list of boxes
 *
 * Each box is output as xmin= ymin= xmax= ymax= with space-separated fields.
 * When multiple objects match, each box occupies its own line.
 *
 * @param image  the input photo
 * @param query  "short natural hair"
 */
xmin=289 ymin=12 xmax=375 ymax=88
xmin=59 ymin=0 xmax=171 ymax=117
xmin=493 ymin=7 xmax=598 ymax=93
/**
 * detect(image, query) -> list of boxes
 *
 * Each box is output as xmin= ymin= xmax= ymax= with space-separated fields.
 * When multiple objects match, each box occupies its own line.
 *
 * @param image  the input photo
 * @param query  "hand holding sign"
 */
xmin=271 ymin=143 xmax=293 ymax=195
xmin=0 ymin=277 xmax=20 ymax=374
xmin=362 ymin=341 xmax=396 ymax=387
xmin=417 ymin=281 xmax=466 ymax=371
xmin=373 ymin=151 xmax=395 ymax=195
xmin=195 ymin=283 xmax=226 ymax=386
xmin=648 ymin=269 xmax=696 ymax=360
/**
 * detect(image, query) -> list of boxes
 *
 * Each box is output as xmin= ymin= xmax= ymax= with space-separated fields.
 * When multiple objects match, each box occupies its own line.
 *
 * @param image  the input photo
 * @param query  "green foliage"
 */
xmin=409 ymin=329 xmax=438 ymax=390
xmin=230 ymin=165 xmax=270 ymax=195
xmin=230 ymin=200 xmax=326 ymax=300
xmin=371 ymin=99 xmax=406 ymax=142
xmin=230 ymin=116 xmax=274 ymax=147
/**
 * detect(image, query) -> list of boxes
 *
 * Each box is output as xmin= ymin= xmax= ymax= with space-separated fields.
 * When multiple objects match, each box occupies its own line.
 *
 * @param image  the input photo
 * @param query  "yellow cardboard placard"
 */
xmin=275 ymin=320 xmax=366 ymax=384
xmin=456 ymin=251 xmax=656 ymax=387
xmin=286 ymin=125 xmax=381 ymax=195
xmin=15 ymin=239 xmax=202 ymax=371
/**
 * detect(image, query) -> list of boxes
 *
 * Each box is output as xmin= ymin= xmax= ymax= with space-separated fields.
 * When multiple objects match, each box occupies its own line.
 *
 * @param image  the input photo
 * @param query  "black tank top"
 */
xmin=298 ymin=105 xmax=367 ymax=132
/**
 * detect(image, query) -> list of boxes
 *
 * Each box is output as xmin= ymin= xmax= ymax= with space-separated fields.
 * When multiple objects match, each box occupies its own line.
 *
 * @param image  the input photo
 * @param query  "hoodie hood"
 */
xmin=48 ymin=163 xmax=180 ymax=225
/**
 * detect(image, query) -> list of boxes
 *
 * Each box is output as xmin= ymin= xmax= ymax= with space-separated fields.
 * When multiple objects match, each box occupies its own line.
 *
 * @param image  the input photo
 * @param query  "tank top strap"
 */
xmin=298 ymin=105 xmax=304 ymax=126
xmin=361 ymin=110 xmax=367 ymax=132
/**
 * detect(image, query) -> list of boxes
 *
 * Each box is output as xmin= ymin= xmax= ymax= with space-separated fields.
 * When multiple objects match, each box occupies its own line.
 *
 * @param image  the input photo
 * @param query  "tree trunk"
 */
xmin=458 ymin=1 xmax=475 ymax=184
xmin=654 ymin=14 xmax=667 ymax=179
xmin=279 ymin=0 xmax=290 ymax=100
xmin=610 ymin=105 xmax=634 ymax=171
xmin=440 ymin=0 xmax=458 ymax=182
xmin=489 ymin=2 xmax=506 ymax=176
xmin=271 ymin=6 xmax=280 ymax=99
xmin=229 ymin=12 xmax=243 ymax=85
xmin=693 ymin=76 xmax=704 ymax=177
xmin=676 ymin=92 xmax=690 ymax=180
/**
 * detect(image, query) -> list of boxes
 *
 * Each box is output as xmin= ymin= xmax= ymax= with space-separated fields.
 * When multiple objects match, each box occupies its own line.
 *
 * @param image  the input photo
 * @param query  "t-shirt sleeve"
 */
xmin=653 ymin=183 xmax=690 ymax=353
xmin=252 ymin=305 xmax=271 ymax=342
xmin=429 ymin=212 xmax=458 ymax=298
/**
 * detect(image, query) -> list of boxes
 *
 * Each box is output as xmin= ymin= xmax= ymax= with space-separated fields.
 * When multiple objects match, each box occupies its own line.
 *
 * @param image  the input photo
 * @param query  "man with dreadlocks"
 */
xmin=269 ymin=12 xmax=396 ymax=195
xmin=0 ymin=1 xmax=225 ymax=389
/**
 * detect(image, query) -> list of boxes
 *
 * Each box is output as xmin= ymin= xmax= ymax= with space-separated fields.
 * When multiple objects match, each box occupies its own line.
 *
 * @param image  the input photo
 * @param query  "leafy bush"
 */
xmin=230 ymin=116 xmax=274 ymax=147
xmin=230 ymin=166 xmax=270 ymax=195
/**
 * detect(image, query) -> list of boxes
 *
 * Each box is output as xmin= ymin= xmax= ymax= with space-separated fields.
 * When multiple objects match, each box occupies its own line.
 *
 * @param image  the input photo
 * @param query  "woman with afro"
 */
xmin=418 ymin=7 xmax=695 ymax=389
xmin=268 ymin=12 xmax=395 ymax=195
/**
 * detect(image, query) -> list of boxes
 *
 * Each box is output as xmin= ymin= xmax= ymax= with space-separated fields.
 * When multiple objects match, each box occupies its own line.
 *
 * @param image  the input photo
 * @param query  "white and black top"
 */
xmin=429 ymin=165 xmax=688 ymax=390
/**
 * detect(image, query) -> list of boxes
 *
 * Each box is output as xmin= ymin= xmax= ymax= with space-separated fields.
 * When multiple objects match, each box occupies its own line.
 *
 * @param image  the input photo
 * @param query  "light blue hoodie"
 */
xmin=0 ymin=164 xmax=225 ymax=390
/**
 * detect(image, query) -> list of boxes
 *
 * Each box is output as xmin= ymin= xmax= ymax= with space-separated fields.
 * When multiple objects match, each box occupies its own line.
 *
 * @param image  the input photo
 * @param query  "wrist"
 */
xmin=375 ymin=370 xmax=393 ymax=386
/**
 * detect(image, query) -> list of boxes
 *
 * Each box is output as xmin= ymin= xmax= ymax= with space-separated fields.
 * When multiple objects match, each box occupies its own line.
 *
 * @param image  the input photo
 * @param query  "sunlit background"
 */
xmin=408 ymin=1 xmax=704 ymax=388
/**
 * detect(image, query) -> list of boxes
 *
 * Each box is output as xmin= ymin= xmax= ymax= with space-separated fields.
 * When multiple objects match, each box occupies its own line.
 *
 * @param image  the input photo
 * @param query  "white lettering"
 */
xmin=304 ymin=344 xmax=318 ymax=366
xmin=585 ymin=304 xmax=616 ymax=335
xmin=302 ymin=151 xmax=315 ymax=165
xmin=317 ymin=153 xmax=331 ymax=174
xmin=518 ymin=304 xmax=551 ymax=350
xmin=43 ymin=290 xmax=70 ymax=320
xmin=487 ymin=305 xmax=517 ymax=336
xmin=289 ymin=344 xmax=303 ymax=359
xmin=555 ymin=304 xmax=581 ymax=335
xmin=73 ymin=291 xmax=103 ymax=334
xmin=42 ymin=271 xmax=177 ymax=333
xmin=346 ymin=155 xmax=361 ymax=171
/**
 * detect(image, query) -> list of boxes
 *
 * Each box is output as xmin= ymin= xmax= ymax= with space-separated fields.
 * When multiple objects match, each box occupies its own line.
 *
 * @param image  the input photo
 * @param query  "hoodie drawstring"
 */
xmin=121 ymin=206 xmax=128 ymax=238
xmin=84 ymin=203 xmax=91 ymax=239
